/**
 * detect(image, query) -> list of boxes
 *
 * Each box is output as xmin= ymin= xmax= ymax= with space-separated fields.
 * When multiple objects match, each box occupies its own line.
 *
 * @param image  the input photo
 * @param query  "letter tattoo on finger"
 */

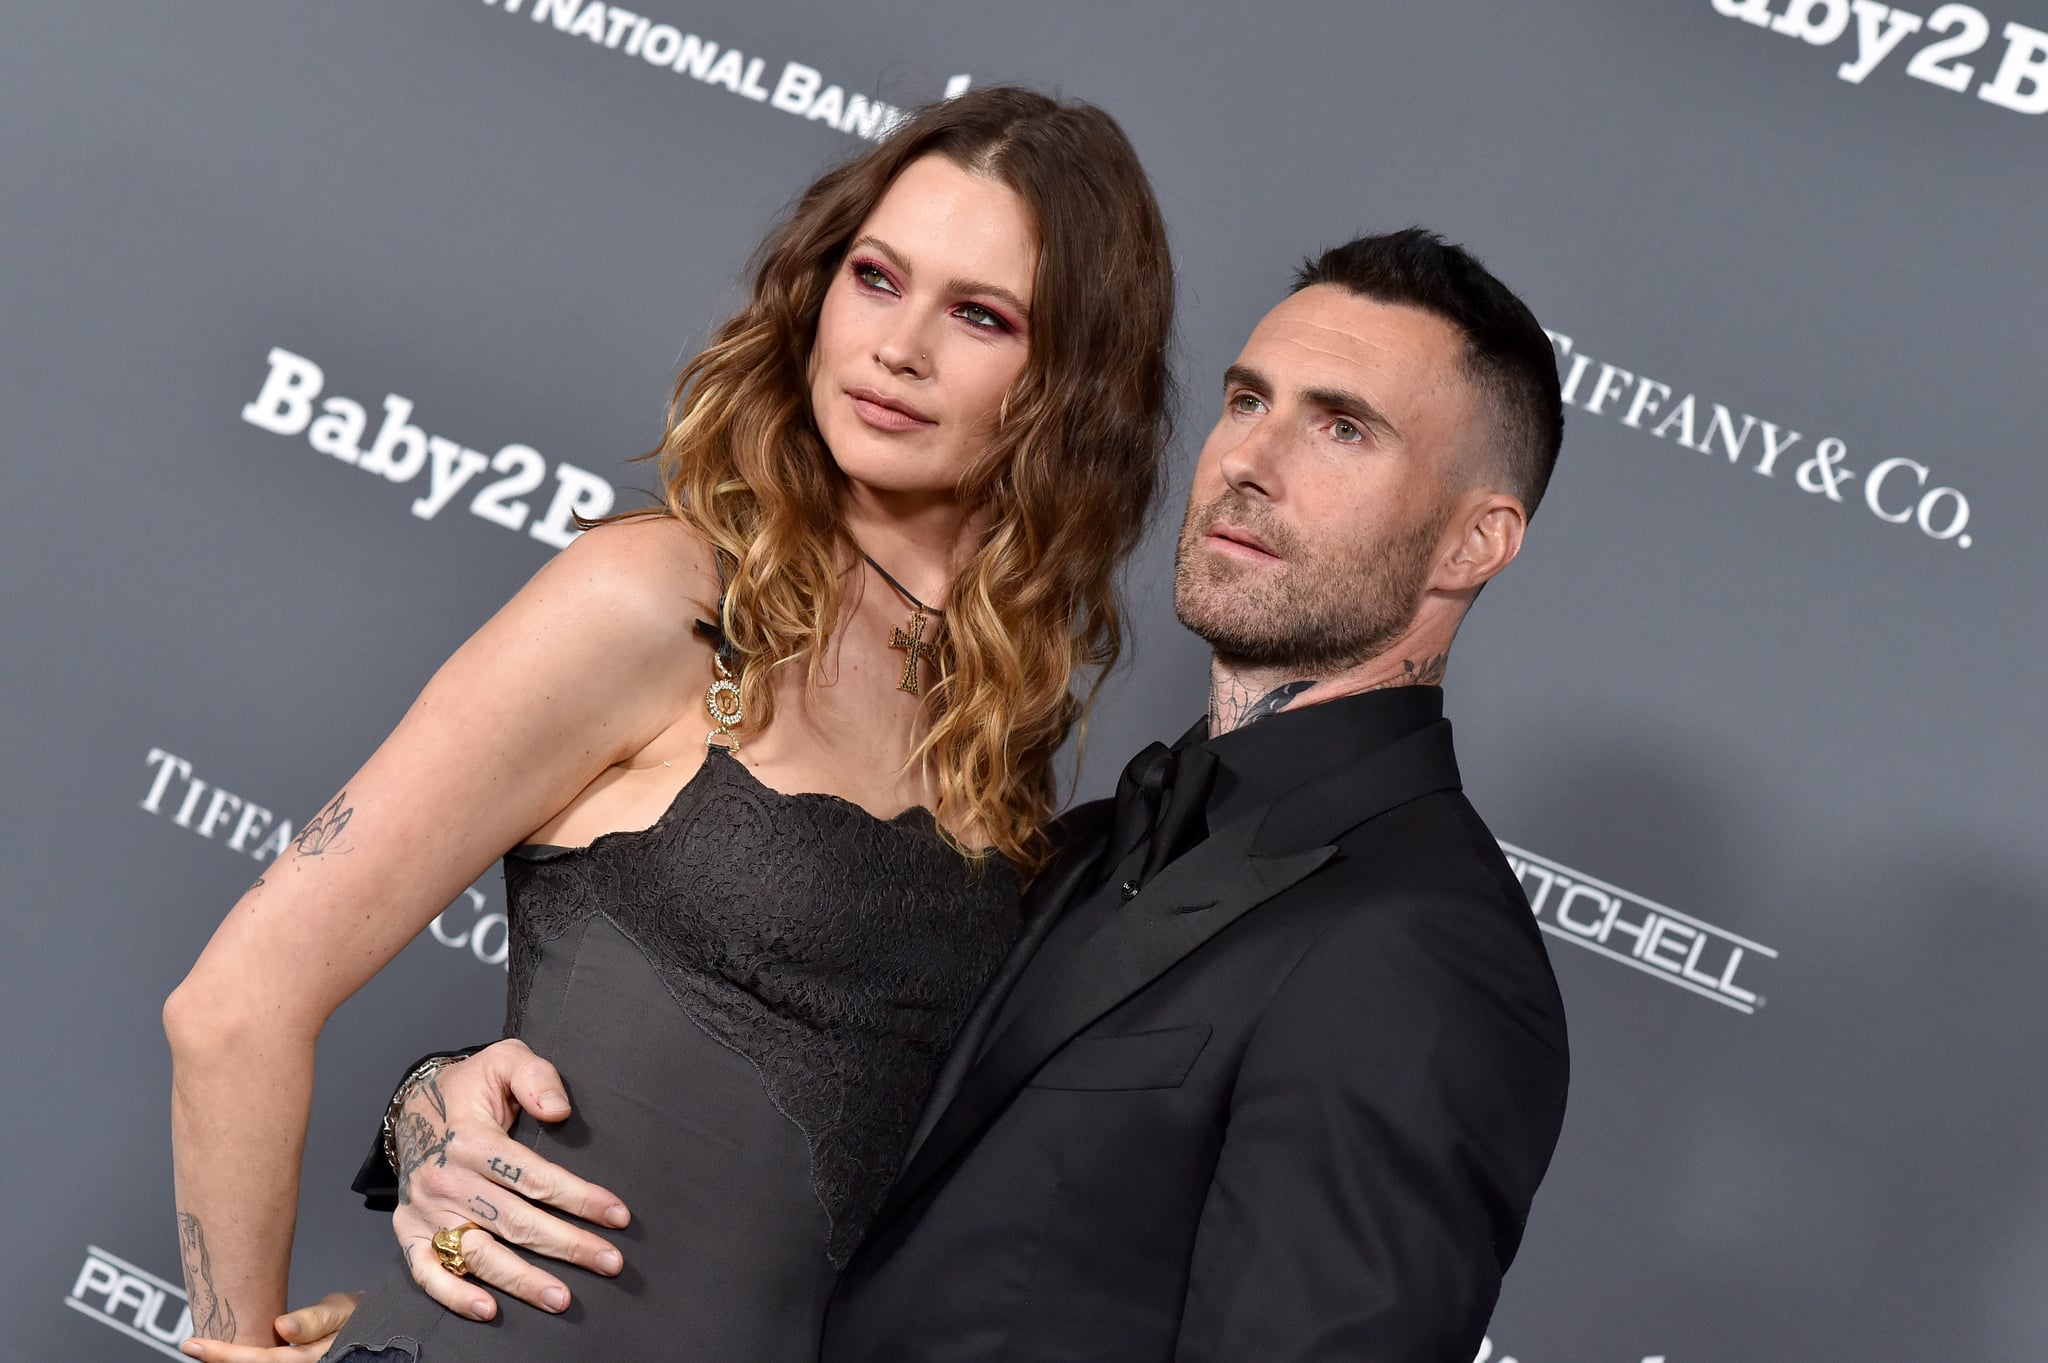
xmin=487 ymin=1155 xmax=524 ymax=1185
xmin=469 ymin=1194 xmax=500 ymax=1222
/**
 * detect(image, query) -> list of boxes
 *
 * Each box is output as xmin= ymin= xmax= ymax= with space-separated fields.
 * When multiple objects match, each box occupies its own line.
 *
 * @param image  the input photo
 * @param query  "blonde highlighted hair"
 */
xmin=649 ymin=86 xmax=1173 ymax=871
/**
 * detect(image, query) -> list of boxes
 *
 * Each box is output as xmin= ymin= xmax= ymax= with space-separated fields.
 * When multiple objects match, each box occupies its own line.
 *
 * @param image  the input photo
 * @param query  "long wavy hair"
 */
xmin=649 ymin=86 xmax=1174 ymax=870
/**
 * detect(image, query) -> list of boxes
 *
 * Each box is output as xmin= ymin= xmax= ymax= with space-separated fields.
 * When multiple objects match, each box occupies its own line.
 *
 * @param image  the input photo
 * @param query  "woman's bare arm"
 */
xmin=163 ymin=520 xmax=713 ymax=1343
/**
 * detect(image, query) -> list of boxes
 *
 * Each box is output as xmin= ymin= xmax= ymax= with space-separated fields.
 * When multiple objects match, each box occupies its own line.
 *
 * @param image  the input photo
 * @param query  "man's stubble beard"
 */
xmin=1173 ymin=488 xmax=1447 ymax=676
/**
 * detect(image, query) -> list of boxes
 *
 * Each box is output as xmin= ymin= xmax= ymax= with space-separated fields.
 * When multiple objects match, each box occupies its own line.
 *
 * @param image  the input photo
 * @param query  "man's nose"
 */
xmin=1216 ymin=416 xmax=1284 ymax=501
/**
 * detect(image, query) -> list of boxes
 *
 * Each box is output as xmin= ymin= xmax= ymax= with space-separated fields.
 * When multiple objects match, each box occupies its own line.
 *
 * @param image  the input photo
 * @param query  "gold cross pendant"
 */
xmin=889 ymin=609 xmax=932 ymax=694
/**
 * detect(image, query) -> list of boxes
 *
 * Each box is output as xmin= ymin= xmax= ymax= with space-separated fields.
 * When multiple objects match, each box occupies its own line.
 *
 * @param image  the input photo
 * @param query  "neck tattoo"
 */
xmin=1207 ymin=651 xmax=1451 ymax=735
xmin=862 ymin=551 xmax=943 ymax=695
xmin=1366 ymin=652 xmax=1449 ymax=690
xmin=1209 ymin=678 xmax=1314 ymax=736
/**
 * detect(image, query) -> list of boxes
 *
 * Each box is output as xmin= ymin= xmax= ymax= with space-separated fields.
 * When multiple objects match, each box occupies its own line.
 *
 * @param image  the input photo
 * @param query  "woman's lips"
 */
xmin=847 ymin=388 xmax=937 ymax=432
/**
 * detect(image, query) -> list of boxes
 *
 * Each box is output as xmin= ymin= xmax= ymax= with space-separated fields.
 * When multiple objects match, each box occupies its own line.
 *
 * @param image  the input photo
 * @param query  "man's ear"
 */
xmin=1433 ymin=493 xmax=1526 ymax=593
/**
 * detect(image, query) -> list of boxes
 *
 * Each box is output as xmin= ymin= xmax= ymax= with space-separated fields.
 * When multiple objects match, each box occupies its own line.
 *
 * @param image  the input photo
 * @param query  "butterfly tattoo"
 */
xmin=292 ymin=790 xmax=355 ymax=857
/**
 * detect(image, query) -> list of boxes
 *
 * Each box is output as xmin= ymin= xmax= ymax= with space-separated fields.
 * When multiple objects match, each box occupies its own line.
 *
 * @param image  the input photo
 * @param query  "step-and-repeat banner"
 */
xmin=6 ymin=3 xmax=2043 ymax=1360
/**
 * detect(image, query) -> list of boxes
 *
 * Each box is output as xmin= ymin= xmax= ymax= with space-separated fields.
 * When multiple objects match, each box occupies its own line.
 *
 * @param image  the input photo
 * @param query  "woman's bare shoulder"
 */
xmin=538 ymin=514 xmax=718 ymax=616
xmin=511 ymin=513 xmax=722 ymax=671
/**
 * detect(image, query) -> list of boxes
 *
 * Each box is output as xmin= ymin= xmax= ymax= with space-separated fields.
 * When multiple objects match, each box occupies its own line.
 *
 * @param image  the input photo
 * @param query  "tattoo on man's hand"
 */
xmin=177 ymin=1211 xmax=239 ymax=1342
xmin=487 ymin=1156 xmax=524 ymax=1185
xmin=292 ymin=791 xmax=354 ymax=857
xmin=420 ymin=1074 xmax=448 ymax=1124
xmin=469 ymin=1194 xmax=500 ymax=1222
xmin=394 ymin=1111 xmax=456 ymax=1207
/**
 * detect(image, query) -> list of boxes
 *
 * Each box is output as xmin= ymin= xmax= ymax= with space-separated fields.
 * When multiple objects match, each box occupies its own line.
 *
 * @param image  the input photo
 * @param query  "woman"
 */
xmin=165 ymin=85 xmax=1174 ymax=1362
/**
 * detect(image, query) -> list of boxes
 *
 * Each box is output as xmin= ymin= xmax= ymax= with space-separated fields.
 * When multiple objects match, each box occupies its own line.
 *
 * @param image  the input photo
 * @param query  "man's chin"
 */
xmin=1173 ymin=601 xmax=1287 ymax=660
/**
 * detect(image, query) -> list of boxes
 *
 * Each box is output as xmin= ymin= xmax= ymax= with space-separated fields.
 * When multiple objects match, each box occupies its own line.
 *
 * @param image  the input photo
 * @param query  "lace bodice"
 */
xmin=501 ymin=749 xmax=1020 ymax=1264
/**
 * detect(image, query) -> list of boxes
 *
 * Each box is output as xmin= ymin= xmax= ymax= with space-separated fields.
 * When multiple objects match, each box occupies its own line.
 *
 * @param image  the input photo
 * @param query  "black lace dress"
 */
xmin=326 ymin=748 xmax=1020 ymax=1362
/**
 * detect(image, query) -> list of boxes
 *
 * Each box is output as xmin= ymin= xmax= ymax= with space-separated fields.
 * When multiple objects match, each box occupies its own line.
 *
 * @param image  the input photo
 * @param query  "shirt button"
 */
xmin=1121 ymin=879 xmax=1141 ymax=900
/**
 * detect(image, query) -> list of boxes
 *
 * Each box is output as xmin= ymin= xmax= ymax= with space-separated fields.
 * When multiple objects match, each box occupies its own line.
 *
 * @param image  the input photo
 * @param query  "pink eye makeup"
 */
xmin=954 ymin=301 xmax=1016 ymax=334
xmin=849 ymin=258 xmax=901 ymax=294
xmin=843 ymin=256 xmax=1022 ymax=337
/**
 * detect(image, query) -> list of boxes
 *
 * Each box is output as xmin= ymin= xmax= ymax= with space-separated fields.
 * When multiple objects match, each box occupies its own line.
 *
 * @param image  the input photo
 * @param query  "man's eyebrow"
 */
xmin=1302 ymin=385 xmax=1401 ymax=442
xmin=1224 ymin=364 xmax=1401 ymax=441
xmin=848 ymin=235 xmax=1030 ymax=323
xmin=1222 ymin=364 xmax=1271 ymax=395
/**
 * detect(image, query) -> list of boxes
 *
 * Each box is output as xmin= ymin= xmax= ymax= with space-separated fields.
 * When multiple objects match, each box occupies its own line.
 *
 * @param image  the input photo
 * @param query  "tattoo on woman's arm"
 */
xmin=291 ymin=791 xmax=354 ymax=857
xmin=176 ymin=1211 xmax=239 ymax=1342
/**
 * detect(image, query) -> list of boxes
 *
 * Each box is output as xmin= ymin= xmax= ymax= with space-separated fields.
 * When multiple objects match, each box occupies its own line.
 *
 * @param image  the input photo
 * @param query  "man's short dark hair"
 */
xmin=1292 ymin=228 xmax=1564 ymax=516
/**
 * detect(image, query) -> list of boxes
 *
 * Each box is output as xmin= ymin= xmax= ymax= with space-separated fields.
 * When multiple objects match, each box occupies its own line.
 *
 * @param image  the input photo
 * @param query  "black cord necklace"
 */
xmin=861 ymin=551 xmax=943 ymax=695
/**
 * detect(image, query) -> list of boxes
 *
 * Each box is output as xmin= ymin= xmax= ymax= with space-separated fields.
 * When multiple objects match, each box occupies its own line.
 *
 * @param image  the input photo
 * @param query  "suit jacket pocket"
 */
xmin=1026 ymin=1023 xmax=1212 ymax=1092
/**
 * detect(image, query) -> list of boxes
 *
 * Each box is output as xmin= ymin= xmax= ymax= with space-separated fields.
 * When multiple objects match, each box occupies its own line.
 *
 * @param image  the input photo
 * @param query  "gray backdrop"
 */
xmin=7 ymin=2 xmax=2045 ymax=1359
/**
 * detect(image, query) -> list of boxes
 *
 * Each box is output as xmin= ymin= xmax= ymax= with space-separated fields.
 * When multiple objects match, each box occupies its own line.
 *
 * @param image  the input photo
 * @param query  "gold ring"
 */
xmin=432 ymin=1221 xmax=482 ymax=1277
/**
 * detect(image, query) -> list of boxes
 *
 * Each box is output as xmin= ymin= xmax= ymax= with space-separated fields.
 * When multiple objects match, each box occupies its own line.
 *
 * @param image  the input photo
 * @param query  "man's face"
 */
xmin=1174 ymin=285 xmax=1485 ymax=673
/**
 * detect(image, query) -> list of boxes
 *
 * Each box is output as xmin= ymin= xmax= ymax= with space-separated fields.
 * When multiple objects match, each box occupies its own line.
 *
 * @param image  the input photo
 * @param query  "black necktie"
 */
xmin=1109 ymin=740 xmax=1217 ymax=891
xmin=1109 ymin=741 xmax=1172 ymax=862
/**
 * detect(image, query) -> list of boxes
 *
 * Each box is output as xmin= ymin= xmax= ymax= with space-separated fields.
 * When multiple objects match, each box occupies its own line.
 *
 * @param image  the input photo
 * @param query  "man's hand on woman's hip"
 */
xmin=181 ymin=1038 xmax=624 ymax=1360
xmin=389 ymin=1038 xmax=630 ymax=1320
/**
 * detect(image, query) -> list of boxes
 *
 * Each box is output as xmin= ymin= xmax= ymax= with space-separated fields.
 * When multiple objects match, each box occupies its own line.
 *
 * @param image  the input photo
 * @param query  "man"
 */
xmin=276 ymin=228 xmax=1569 ymax=1362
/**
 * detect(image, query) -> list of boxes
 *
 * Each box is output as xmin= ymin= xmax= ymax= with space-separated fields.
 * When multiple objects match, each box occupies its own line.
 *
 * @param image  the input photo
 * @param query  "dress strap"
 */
xmin=691 ymin=612 xmax=738 ymax=676
xmin=693 ymin=550 xmax=744 ymax=750
xmin=690 ymin=548 xmax=740 ymax=677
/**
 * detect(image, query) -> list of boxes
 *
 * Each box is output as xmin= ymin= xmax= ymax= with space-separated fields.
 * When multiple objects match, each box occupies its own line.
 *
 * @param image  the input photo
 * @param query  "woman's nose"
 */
xmin=874 ymin=316 xmax=934 ymax=379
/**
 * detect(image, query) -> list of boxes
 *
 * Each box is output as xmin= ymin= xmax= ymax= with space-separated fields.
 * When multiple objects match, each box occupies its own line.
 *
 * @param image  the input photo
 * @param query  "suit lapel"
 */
xmin=878 ymin=817 xmax=1329 ymax=1227
xmin=874 ymin=718 xmax=1463 ymax=1233
xmin=900 ymin=801 xmax=1115 ymax=1162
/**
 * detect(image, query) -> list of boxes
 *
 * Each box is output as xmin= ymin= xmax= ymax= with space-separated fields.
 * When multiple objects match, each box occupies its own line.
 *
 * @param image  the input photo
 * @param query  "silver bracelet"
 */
xmin=380 ymin=1053 xmax=464 ymax=1176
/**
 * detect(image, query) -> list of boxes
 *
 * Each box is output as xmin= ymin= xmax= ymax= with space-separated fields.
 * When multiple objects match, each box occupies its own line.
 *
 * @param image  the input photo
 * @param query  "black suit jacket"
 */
xmin=821 ymin=717 xmax=1570 ymax=1363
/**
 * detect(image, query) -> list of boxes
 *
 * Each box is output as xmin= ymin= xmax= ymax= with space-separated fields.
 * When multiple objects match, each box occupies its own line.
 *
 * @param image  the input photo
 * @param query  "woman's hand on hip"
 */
xmin=392 ymin=1039 xmax=631 ymax=1320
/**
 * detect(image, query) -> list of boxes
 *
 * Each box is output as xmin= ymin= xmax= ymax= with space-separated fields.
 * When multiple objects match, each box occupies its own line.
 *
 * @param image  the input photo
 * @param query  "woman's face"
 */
xmin=809 ymin=153 xmax=1038 ymax=503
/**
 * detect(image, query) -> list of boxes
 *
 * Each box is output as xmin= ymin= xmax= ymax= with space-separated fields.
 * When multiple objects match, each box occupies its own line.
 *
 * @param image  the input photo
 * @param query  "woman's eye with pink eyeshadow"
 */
xmin=853 ymin=262 xmax=897 ymax=294
xmin=956 ymin=303 xmax=1009 ymax=332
